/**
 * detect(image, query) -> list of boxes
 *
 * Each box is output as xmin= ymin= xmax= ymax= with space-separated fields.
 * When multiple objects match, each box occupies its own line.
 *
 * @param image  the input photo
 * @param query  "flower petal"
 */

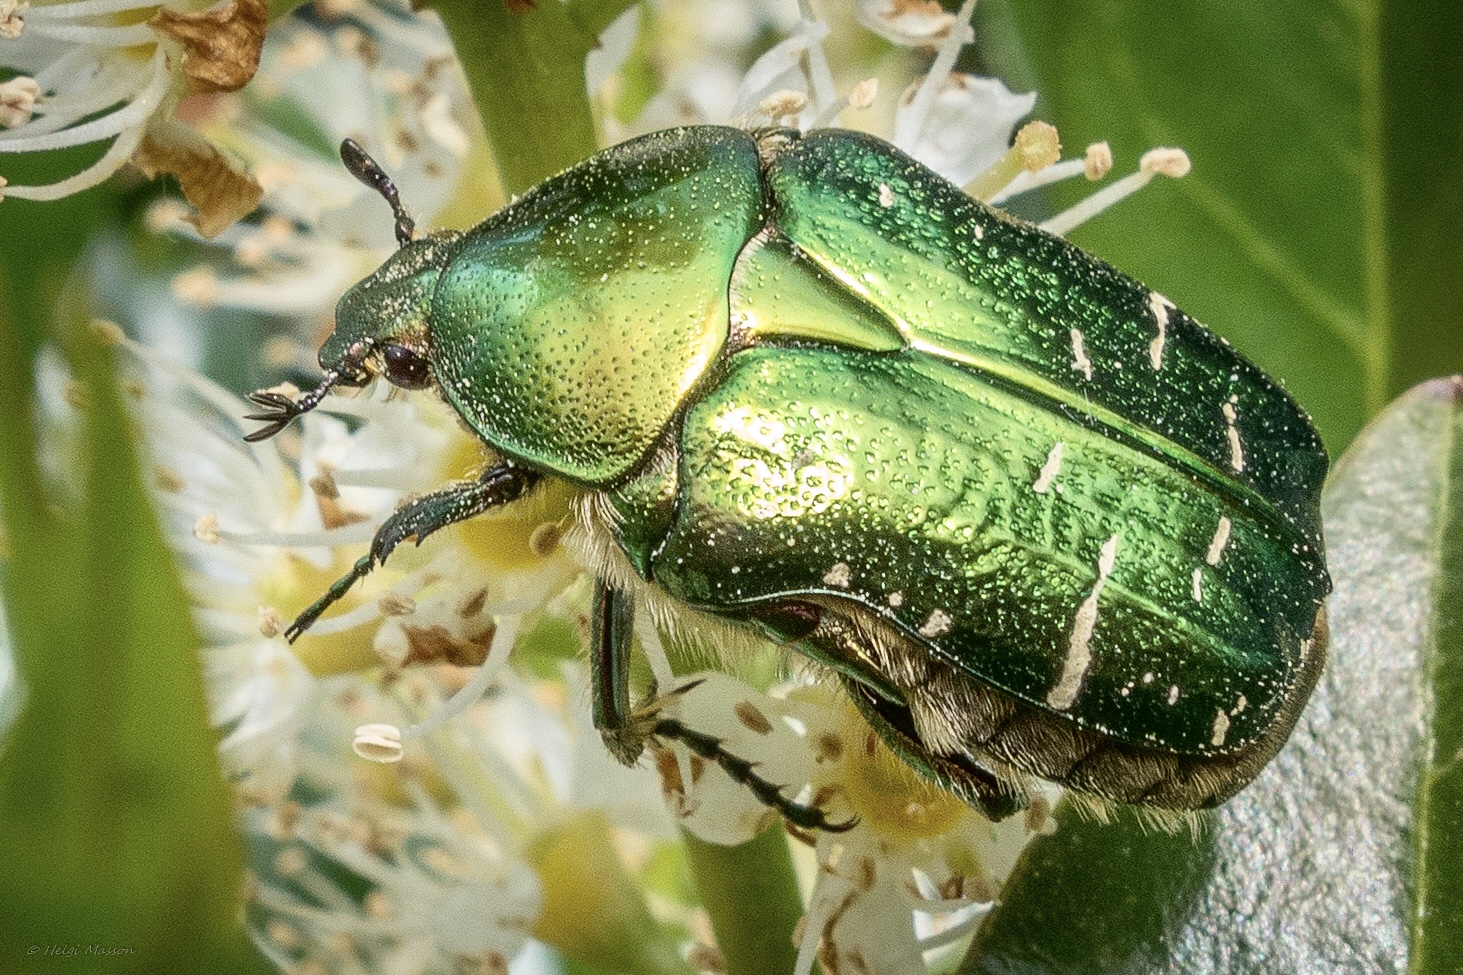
xmin=894 ymin=73 xmax=1036 ymax=186
xmin=854 ymin=0 xmax=960 ymax=47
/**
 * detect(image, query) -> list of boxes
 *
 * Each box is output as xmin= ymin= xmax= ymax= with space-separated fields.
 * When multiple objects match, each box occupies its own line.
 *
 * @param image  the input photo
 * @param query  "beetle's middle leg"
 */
xmin=590 ymin=582 xmax=854 ymax=832
xmin=285 ymin=463 xmax=539 ymax=641
xmin=590 ymin=583 xmax=643 ymax=765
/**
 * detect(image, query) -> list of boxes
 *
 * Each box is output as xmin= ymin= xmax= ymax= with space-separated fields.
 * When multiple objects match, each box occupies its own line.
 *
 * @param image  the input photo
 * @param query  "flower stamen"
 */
xmin=987 ymin=140 xmax=1111 ymax=204
xmin=891 ymin=0 xmax=977 ymax=150
xmin=808 ymin=77 xmax=879 ymax=130
xmin=0 ymin=0 xmax=25 ymax=39
xmin=0 ymin=47 xmax=168 ymax=201
xmin=398 ymin=614 xmax=519 ymax=742
xmin=0 ymin=76 xmax=39 ymax=127
xmin=794 ymin=0 xmax=837 ymax=119
xmin=966 ymin=118 xmax=1061 ymax=200
xmin=1041 ymin=146 xmax=1191 ymax=236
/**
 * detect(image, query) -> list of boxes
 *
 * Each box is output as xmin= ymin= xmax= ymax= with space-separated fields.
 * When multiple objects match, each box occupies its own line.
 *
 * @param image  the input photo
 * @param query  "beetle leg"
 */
xmin=590 ymin=583 xmax=644 ymax=765
xmin=590 ymin=585 xmax=856 ymax=831
xmin=588 ymin=585 xmax=854 ymax=825
xmin=284 ymin=463 xmax=539 ymax=642
xmin=842 ymin=678 xmax=1026 ymax=822
xmin=651 ymin=715 xmax=857 ymax=833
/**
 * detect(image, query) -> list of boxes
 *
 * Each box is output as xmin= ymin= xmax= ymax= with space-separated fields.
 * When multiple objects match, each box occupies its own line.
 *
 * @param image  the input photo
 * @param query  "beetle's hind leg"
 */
xmin=285 ymin=463 xmax=539 ymax=641
xmin=590 ymin=582 xmax=855 ymax=832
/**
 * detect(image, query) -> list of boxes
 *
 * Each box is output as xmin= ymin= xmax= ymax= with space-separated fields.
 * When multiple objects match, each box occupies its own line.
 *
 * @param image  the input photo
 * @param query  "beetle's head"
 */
xmin=245 ymin=140 xmax=461 ymax=443
xmin=321 ymin=231 xmax=462 ymax=389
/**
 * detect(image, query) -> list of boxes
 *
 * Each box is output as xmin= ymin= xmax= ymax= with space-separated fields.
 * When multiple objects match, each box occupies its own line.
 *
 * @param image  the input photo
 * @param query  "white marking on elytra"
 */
xmin=1069 ymin=328 xmax=1093 ymax=380
xmin=1032 ymin=441 xmax=1064 ymax=494
xmin=1211 ymin=708 xmax=1231 ymax=747
xmin=1167 ymin=684 xmax=1180 ymax=705
xmin=822 ymin=562 xmax=852 ymax=588
xmin=1222 ymin=395 xmax=1245 ymax=472
xmin=1047 ymin=533 xmax=1119 ymax=710
xmin=888 ymin=591 xmax=904 ymax=608
xmin=878 ymin=183 xmax=895 ymax=208
xmin=1142 ymin=672 xmax=1155 ymax=684
xmin=919 ymin=608 xmax=953 ymax=638
xmin=972 ymin=223 xmax=985 ymax=240
xmin=1191 ymin=566 xmax=1204 ymax=603
xmin=1147 ymin=292 xmax=1174 ymax=370
xmin=1206 ymin=516 xmax=1233 ymax=565
xmin=1233 ymin=694 xmax=1248 ymax=714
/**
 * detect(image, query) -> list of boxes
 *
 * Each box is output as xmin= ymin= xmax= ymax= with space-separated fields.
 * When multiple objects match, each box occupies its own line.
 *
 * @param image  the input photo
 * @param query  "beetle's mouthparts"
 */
xmin=243 ymin=370 xmax=343 ymax=442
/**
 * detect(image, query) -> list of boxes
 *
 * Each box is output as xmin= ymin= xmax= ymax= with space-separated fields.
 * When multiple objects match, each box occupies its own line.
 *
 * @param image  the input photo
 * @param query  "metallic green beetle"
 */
xmin=247 ymin=126 xmax=1330 ymax=827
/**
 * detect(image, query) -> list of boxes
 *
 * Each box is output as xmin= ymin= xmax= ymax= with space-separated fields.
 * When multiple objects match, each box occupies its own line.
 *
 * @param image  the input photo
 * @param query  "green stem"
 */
xmin=529 ymin=811 xmax=696 ymax=975
xmin=682 ymin=826 xmax=809 ymax=975
xmin=426 ymin=0 xmax=635 ymax=197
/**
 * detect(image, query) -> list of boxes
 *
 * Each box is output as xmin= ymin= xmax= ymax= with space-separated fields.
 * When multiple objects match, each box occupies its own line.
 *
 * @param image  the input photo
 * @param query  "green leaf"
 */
xmin=0 ymin=239 xmax=266 ymax=970
xmin=980 ymin=0 xmax=1463 ymax=451
xmin=1260 ymin=375 xmax=1461 ymax=973
xmin=961 ymin=376 xmax=1463 ymax=973
xmin=960 ymin=804 xmax=1218 ymax=973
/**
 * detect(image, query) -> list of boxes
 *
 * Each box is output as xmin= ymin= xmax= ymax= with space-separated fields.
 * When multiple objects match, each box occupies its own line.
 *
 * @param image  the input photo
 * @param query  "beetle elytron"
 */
xmin=247 ymin=127 xmax=1330 ymax=827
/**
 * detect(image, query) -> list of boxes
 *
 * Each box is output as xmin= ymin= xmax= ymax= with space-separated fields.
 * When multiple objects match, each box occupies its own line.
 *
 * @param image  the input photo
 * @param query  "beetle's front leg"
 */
xmin=285 ymin=463 xmax=539 ymax=642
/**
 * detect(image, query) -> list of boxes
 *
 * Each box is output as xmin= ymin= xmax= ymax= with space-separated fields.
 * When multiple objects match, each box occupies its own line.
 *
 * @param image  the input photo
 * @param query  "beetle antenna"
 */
xmin=339 ymin=138 xmax=415 ymax=248
xmin=243 ymin=371 xmax=343 ymax=442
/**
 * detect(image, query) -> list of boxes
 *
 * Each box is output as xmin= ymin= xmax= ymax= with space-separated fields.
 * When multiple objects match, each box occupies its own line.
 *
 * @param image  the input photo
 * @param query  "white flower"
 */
xmin=105 ymin=339 xmax=675 ymax=968
xmin=108 ymin=333 xmax=580 ymax=800
xmin=598 ymin=0 xmax=1187 ymax=234
xmin=243 ymin=684 xmax=545 ymax=975
xmin=892 ymin=72 xmax=1036 ymax=187
xmin=728 ymin=15 xmax=835 ymax=126
xmin=605 ymin=0 xmax=798 ymax=132
xmin=661 ymin=674 xmax=1052 ymax=974
xmin=118 ymin=0 xmax=480 ymax=377
xmin=853 ymin=0 xmax=966 ymax=47
xmin=218 ymin=0 xmax=476 ymax=241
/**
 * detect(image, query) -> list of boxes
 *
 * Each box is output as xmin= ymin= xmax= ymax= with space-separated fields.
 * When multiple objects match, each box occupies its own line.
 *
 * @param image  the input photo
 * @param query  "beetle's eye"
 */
xmin=382 ymin=344 xmax=432 ymax=390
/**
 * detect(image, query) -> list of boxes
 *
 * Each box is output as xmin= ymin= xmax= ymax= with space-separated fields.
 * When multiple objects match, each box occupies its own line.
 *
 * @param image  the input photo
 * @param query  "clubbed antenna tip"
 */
xmin=339 ymin=138 xmax=415 ymax=248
